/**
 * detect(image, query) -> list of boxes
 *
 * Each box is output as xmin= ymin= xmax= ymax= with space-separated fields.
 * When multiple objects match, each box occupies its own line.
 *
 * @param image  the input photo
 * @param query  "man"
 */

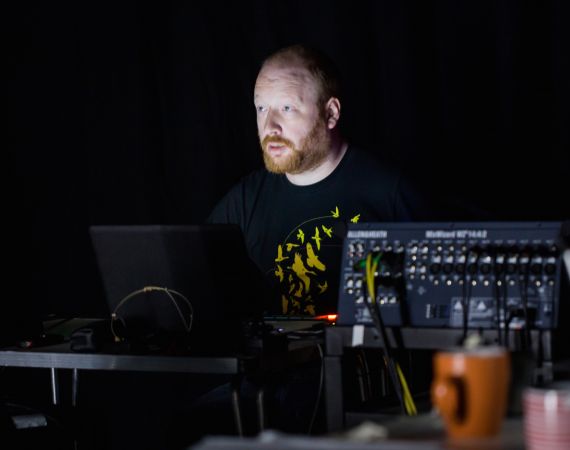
xmin=208 ymin=44 xmax=421 ymax=317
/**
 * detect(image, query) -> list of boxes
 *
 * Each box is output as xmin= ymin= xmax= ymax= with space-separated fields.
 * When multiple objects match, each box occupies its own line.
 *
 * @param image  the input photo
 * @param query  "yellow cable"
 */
xmin=367 ymin=253 xmax=416 ymax=416
xmin=366 ymin=254 xmax=375 ymax=303
xmin=396 ymin=363 xmax=418 ymax=415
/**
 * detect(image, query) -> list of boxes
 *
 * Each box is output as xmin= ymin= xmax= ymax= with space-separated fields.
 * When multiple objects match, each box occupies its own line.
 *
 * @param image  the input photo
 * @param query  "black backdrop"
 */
xmin=7 ymin=1 xmax=569 ymax=318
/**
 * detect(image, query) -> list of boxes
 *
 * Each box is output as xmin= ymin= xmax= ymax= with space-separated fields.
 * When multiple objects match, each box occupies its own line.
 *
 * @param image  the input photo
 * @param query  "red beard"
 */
xmin=261 ymin=117 xmax=331 ymax=175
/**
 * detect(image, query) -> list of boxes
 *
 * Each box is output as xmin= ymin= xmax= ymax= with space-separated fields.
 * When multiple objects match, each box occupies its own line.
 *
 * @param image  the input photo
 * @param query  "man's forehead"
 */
xmin=254 ymin=64 xmax=317 ymax=98
xmin=258 ymin=61 xmax=312 ymax=80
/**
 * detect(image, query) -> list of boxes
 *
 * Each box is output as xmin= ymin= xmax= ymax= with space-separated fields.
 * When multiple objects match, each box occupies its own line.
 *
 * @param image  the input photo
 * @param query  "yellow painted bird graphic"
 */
xmin=306 ymin=243 xmax=326 ymax=271
xmin=311 ymin=227 xmax=322 ymax=251
xmin=274 ymin=264 xmax=284 ymax=282
xmin=321 ymin=225 xmax=333 ymax=238
xmin=291 ymin=253 xmax=316 ymax=293
xmin=275 ymin=244 xmax=289 ymax=262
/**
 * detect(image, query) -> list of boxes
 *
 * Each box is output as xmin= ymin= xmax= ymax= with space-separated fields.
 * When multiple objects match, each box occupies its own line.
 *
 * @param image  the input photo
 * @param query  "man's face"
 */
xmin=254 ymin=63 xmax=331 ymax=174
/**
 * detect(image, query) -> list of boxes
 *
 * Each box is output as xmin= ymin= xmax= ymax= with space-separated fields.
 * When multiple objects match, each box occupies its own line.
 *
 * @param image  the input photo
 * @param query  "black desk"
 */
xmin=0 ymin=343 xmax=255 ymax=439
xmin=0 ymin=343 xmax=241 ymax=373
xmin=0 ymin=333 xmax=321 ymax=438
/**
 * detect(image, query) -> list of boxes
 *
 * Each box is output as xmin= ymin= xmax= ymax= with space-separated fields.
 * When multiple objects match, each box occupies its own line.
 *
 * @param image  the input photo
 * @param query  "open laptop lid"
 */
xmin=89 ymin=224 xmax=266 ymax=352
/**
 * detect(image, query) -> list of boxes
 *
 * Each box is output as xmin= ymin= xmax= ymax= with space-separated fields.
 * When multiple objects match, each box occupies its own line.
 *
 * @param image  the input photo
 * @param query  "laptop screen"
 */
xmin=89 ymin=224 xmax=266 ymax=352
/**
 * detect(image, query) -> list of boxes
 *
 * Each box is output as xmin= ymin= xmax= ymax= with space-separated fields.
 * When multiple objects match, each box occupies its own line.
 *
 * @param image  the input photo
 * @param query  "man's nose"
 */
xmin=263 ymin=109 xmax=282 ymax=136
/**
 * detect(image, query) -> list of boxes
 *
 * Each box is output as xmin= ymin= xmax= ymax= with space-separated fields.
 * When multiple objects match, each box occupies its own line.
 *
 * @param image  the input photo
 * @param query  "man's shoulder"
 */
xmin=344 ymin=145 xmax=402 ymax=184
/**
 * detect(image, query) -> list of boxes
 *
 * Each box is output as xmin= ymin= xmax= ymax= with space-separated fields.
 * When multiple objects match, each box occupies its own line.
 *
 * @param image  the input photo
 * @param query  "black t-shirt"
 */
xmin=207 ymin=146 xmax=423 ymax=316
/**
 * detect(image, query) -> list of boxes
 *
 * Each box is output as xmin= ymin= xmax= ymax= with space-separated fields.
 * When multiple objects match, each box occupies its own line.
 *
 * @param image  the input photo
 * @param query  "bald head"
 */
xmin=258 ymin=45 xmax=341 ymax=108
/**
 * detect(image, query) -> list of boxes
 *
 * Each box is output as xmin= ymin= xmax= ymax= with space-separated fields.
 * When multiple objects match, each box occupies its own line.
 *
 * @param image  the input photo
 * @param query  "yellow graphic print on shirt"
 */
xmin=274 ymin=206 xmax=360 ymax=315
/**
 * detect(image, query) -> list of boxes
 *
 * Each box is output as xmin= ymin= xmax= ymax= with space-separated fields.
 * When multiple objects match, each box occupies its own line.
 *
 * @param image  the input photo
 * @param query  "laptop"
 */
xmin=89 ymin=224 xmax=266 ymax=354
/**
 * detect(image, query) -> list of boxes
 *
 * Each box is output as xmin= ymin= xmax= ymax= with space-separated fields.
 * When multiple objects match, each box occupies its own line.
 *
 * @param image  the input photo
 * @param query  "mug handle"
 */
xmin=432 ymin=377 xmax=465 ymax=425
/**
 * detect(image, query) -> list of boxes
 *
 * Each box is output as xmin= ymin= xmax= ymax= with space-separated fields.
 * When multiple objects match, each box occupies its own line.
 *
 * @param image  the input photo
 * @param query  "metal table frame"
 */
xmin=0 ymin=338 xmax=321 ymax=437
xmin=0 ymin=343 xmax=252 ymax=435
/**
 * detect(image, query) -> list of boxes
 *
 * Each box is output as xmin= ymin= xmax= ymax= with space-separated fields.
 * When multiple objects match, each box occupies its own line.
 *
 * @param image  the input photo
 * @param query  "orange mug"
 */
xmin=431 ymin=347 xmax=510 ymax=438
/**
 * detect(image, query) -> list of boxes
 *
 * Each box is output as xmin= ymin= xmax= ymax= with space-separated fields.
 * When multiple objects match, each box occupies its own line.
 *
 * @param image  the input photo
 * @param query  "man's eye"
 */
xmin=283 ymin=105 xmax=293 ymax=112
xmin=256 ymin=106 xmax=266 ymax=113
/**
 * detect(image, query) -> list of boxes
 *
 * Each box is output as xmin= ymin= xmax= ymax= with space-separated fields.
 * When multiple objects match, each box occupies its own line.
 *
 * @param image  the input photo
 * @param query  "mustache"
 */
xmin=261 ymin=135 xmax=295 ymax=150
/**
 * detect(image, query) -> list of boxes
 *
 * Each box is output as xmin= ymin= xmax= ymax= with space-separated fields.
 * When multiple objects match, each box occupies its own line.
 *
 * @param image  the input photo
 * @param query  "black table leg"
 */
xmin=50 ymin=367 xmax=60 ymax=406
xmin=256 ymin=386 xmax=265 ymax=432
xmin=72 ymin=368 xmax=79 ymax=407
xmin=230 ymin=377 xmax=243 ymax=436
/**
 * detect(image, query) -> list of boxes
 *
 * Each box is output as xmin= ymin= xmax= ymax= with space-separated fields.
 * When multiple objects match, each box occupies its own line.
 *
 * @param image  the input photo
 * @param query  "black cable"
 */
xmin=354 ymin=353 xmax=368 ymax=401
xmin=518 ymin=258 xmax=532 ymax=352
xmin=307 ymin=344 xmax=324 ymax=435
xmin=505 ymin=309 xmax=515 ymax=349
xmin=491 ymin=247 xmax=501 ymax=346
xmin=462 ymin=247 xmax=481 ymax=343
xmin=461 ymin=250 xmax=470 ymax=342
xmin=362 ymin=298 xmax=404 ymax=410
xmin=502 ymin=273 xmax=510 ymax=348
xmin=360 ymin=350 xmax=373 ymax=399
xmin=493 ymin=271 xmax=503 ymax=346
xmin=462 ymin=273 xmax=473 ymax=343
xmin=461 ymin=270 xmax=468 ymax=340
xmin=360 ymin=262 xmax=406 ymax=414
xmin=491 ymin=247 xmax=510 ymax=348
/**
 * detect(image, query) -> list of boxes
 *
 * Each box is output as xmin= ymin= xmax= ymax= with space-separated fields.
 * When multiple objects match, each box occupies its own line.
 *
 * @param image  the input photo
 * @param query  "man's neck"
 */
xmin=285 ymin=138 xmax=349 ymax=186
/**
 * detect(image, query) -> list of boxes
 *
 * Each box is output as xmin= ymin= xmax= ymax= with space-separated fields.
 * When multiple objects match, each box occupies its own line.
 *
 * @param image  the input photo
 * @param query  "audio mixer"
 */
xmin=337 ymin=222 xmax=565 ymax=330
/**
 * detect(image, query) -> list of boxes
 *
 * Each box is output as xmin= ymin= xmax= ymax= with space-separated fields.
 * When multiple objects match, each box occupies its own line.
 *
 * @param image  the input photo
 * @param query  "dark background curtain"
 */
xmin=6 ymin=0 xmax=569 ymax=318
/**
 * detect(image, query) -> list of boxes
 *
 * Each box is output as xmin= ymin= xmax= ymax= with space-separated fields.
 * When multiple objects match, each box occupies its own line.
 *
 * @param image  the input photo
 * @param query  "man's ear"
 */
xmin=325 ymin=97 xmax=341 ymax=129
